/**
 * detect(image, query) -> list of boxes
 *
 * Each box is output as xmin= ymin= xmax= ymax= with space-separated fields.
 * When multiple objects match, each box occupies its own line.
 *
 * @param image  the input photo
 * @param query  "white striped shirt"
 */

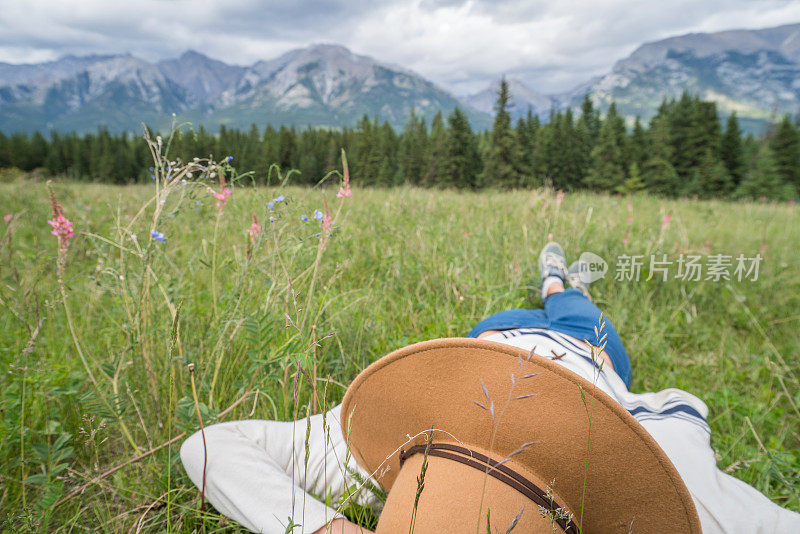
xmin=481 ymin=330 xmax=800 ymax=533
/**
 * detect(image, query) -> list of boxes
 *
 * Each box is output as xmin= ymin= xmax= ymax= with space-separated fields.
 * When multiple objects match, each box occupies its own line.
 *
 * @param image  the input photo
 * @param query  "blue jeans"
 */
xmin=466 ymin=288 xmax=632 ymax=387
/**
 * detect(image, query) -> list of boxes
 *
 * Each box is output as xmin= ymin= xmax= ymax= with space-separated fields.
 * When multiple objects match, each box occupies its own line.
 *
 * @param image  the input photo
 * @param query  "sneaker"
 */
xmin=538 ymin=242 xmax=568 ymax=281
xmin=538 ymin=242 xmax=568 ymax=300
xmin=567 ymin=261 xmax=592 ymax=301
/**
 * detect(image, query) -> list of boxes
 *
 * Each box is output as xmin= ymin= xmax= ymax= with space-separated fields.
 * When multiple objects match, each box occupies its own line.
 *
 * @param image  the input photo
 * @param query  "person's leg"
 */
xmin=543 ymin=288 xmax=632 ymax=387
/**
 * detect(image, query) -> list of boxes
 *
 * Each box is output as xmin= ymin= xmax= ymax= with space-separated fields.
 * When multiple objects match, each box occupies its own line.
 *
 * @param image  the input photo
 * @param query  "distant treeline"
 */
xmin=1 ymin=81 xmax=799 ymax=199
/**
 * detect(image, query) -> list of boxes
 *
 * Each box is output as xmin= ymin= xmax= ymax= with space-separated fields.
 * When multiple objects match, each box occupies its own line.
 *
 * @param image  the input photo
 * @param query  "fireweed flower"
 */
xmin=322 ymin=204 xmax=333 ymax=233
xmin=248 ymin=214 xmax=261 ymax=243
xmin=214 ymin=187 xmax=232 ymax=209
xmin=556 ymin=190 xmax=564 ymax=205
xmin=47 ymin=185 xmax=75 ymax=277
xmin=151 ymin=229 xmax=166 ymax=243
xmin=336 ymin=148 xmax=352 ymax=198
xmin=48 ymin=215 xmax=75 ymax=240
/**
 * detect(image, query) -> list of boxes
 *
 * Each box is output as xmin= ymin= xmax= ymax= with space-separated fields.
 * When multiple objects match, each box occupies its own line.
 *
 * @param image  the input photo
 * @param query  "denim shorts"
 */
xmin=466 ymin=288 xmax=632 ymax=387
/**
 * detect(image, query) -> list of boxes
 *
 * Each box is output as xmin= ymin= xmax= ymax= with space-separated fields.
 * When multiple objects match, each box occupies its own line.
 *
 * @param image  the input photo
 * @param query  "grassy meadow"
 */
xmin=1 ymin=158 xmax=799 ymax=531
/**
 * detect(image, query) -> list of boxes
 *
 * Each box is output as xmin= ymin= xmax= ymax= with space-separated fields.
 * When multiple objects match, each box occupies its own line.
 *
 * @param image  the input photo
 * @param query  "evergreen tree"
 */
xmin=353 ymin=115 xmax=381 ymax=185
xmin=516 ymin=112 xmax=533 ymax=181
xmin=376 ymin=122 xmax=398 ymax=186
xmin=575 ymin=100 xmax=598 ymax=184
xmin=543 ymin=110 xmax=580 ymax=189
xmin=560 ymin=108 xmax=584 ymax=189
xmin=667 ymin=92 xmax=721 ymax=192
xmin=480 ymin=77 xmax=522 ymax=188
xmin=277 ymin=126 xmax=297 ymax=171
xmin=736 ymin=144 xmax=793 ymax=199
xmin=692 ymin=149 xmax=732 ymax=197
xmin=584 ymin=109 xmax=625 ymax=191
xmin=444 ymin=107 xmax=482 ymax=188
xmin=769 ymin=115 xmax=800 ymax=192
xmin=720 ymin=113 xmax=745 ymax=187
xmin=606 ymin=102 xmax=628 ymax=167
xmin=629 ymin=117 xmax=648 ymax=171
xmin=397 ymin=110 xmax=427 ymax=185
xmin=579 ymin=94 xmax=600 ymax=140
xmin=618 ymin=162 xmax=646 ymax=194
xmin=44 ymin=132 xmax=67 ymax=175
xmin=423 ymin=112 xmax=447 ymax=185
xmin=29 ymin=132 xmax=48 ymax=170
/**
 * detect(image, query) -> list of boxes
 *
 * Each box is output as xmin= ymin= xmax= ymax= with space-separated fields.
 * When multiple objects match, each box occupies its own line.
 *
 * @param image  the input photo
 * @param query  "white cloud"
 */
xmin=1 ymin=0 xmax=800 ymax=95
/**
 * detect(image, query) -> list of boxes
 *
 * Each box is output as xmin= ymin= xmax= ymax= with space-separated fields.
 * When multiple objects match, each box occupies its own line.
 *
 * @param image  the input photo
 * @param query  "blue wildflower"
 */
xmin=314 ymin=209 xmax=324 ymax=222
xmin=267 ymin=202 xmax=274 ymax=211
xmin=226 ymin=156 xmax=233 ymax=162
xmin=269 ymin=217 xmax=275 ymax=223
xmin=274 ymin=195 xmax=285 ymax=202
xmin=151 ymin=229 xmax=166 ymax=243
xmin=300 ymin=214 xmax=308 ymax=222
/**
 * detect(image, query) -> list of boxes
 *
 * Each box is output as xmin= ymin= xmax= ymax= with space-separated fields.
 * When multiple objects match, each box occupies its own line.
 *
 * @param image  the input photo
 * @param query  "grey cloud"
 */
xmin=1 ymin=0 xmax=800 ymax=95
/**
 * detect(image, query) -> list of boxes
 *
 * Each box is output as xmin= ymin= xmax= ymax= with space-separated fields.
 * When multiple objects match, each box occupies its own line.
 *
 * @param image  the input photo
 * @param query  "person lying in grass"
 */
xmin=181 ymin=242 xmax=800 ymax=533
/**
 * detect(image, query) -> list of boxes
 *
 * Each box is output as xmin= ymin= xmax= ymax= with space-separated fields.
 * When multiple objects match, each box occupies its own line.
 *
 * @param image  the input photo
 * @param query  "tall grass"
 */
xmin=0 ymin=149 xmax=799 ymax=531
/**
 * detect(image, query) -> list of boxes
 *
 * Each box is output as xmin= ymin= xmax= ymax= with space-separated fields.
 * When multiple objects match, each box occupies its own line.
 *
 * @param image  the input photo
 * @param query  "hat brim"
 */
xmin=341 ymin=338 xmax=700 ymax=533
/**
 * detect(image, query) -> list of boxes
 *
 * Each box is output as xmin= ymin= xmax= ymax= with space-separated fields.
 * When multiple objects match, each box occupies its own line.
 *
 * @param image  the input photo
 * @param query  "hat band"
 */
xmin=399 ymin=443 xmax=579 ymax=533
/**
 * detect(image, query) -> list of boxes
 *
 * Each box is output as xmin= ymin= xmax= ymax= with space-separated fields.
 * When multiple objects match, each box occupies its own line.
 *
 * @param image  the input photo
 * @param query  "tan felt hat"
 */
xmin=341 ymin=338 xmax=701 ymax=533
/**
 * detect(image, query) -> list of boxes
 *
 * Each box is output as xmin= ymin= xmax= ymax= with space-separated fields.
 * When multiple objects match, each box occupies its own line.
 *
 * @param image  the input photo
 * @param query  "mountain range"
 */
xmin=0 ymin=44 xmax=490 ymax=134
xmin=2 ymin=22 xmax=800 ymax=134
xmin=467 ymin=23 xmax=800 ymax=133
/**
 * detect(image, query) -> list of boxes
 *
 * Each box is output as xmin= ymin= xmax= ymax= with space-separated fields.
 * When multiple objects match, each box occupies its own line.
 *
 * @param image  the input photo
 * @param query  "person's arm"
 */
xmin=180 ymin=404 xmax=379 ymax=534
xmin=643 ymin=415 xmax=800 ymax=533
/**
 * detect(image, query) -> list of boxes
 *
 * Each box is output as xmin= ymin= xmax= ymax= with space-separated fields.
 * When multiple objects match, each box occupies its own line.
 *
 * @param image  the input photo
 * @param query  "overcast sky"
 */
xmin=2 ymin=0 xmax=800 ymax=95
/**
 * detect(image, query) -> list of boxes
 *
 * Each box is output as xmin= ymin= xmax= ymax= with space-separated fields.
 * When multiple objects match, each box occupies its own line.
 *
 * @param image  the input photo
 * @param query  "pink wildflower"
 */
xmin=626 ymin=216 xmax=633 ymax=224
xmin=547 ymin=232 xmax=554 ymax=241
xmin=48 ymin=214 xmax=75 ymax=240
xmin=627 ymin=203 xmax=633 ymax=212
xmin=3 ymin=213 xmax=11 ymax=223
xmin=336 ymin=149 xmax=352 ymax=198
xmin=47 ymin=183 xmax=74 ymax=276
xmin=248 ymin=213 xmax=261 ymax=242
xmin=214 ymin=187 xmax=232 ymax=209
xmin=661 ymin=213 xmax=673 ymax=230
xmin=322 ymin=201 xmax=333 ymax=233
xmin=556 ymin=190 xmax=564 ymax=204
xmin=623 ymin=237 xmax=629 ymax=247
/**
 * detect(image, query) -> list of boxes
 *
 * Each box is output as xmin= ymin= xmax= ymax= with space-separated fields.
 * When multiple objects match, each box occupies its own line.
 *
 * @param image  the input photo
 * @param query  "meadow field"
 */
xmin=1 ymin=156 xmax=799 ymax=531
